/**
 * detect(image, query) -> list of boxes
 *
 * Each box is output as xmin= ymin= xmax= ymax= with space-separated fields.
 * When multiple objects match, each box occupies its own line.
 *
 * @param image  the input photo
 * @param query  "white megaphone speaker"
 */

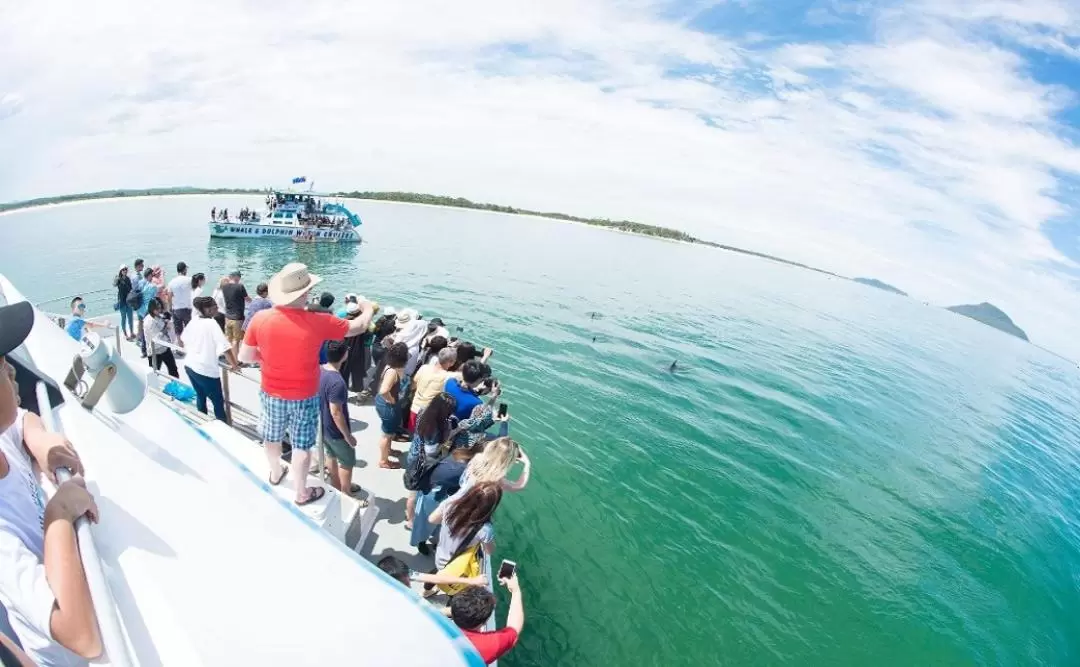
xmin=64 ymin=330 xmax=146 ymax=414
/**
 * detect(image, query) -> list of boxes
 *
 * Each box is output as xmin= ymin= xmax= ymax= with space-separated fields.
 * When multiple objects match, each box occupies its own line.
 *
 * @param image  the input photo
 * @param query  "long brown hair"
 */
xmin=416 ymin=392 xmax=456 ymax=442
xmin=446 ymin=482 xmax=502 ymax=539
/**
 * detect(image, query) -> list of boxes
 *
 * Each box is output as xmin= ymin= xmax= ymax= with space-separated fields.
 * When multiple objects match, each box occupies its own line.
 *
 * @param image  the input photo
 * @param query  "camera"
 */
xmin=161 ymin=312 xmax=172 ymax=321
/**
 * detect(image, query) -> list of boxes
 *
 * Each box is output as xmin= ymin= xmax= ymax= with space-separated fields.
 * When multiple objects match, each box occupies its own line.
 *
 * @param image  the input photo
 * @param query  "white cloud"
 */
xmin=2 ymin=0 xmax=1080 ymax=357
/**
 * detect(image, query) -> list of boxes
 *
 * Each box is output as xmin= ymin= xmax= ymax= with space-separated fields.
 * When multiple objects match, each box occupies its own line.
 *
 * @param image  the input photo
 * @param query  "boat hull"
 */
xmin=208 ymin=221 xmax=361 ymax=243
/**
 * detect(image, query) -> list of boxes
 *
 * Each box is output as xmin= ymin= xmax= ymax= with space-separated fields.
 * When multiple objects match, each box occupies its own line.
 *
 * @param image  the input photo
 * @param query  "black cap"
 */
xmin=0 ymin=302 xmax=34 ymax=358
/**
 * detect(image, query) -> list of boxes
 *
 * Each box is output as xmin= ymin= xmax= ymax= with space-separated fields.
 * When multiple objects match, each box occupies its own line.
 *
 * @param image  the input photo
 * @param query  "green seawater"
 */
xmin=3 ymin=196 xmax=1080 ymax=666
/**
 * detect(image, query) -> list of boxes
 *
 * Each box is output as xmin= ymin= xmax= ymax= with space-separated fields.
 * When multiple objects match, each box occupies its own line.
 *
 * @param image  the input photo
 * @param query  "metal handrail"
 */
xmin=35 ymin=287 xmax=116 ymax=308
xmin=34 ymin=382 xmax=134 ymax=667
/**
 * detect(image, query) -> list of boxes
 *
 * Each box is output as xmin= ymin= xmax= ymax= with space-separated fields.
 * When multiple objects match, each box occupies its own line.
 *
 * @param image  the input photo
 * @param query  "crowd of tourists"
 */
xmin=210 ymin=207 xmax=260 ymax=222
xmin=16 ymin=259 xmax=531 ymax=664
xmin=239 ymin=263 xmax=531 ymax=664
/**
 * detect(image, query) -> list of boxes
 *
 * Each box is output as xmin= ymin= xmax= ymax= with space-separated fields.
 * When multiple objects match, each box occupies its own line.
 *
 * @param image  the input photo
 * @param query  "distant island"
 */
xmin=946 ymin=303 xmax=1029 ymax=341
xmin=0 ymin=186 xmax=842 ymax=277
xmin=852 ymin=277 xmax=908 ymax=296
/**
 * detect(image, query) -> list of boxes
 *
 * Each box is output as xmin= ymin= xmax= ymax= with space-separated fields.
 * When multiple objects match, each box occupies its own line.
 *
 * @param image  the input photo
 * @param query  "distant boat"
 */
xmin=208 ymin=184 xmax=362 ymax=244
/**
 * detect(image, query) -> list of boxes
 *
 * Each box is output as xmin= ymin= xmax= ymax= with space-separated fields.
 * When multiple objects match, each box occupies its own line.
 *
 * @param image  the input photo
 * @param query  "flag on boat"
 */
xmin=292 ymin=176 xmax=306 ymax=184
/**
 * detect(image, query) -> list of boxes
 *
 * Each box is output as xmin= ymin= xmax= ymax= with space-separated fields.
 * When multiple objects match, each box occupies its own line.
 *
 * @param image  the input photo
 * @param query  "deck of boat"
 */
xmin=112 ymin=330 xmax=438 ymax=597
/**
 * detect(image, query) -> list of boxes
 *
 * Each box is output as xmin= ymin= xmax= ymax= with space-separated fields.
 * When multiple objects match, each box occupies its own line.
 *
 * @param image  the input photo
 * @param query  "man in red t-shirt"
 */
xmin=239 ymin=263 xmax=374 ymax=505
xmin=450 ymin=573 xmax=525 ymax=665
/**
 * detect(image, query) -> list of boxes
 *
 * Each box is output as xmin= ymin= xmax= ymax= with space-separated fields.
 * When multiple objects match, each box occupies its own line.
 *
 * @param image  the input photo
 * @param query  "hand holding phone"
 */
xmin=497 ymin=402 xmax=508 ymax=419
xmin=497 ymin=559 xmax=517 ymax=582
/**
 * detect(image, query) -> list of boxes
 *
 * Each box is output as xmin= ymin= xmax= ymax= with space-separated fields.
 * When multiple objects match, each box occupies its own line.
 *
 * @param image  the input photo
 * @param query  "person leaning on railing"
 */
xmin=450 ymin=571 xmax=525 ymax=665
xmin=0 ymin=302 xmax=102 ymax=665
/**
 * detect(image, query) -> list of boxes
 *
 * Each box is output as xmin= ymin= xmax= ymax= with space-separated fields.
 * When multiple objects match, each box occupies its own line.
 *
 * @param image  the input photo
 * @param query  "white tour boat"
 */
xmin=208 ymin=187 xmax=362 ymax=243
xmin=0 ymin=274 xmax=493 ymax=666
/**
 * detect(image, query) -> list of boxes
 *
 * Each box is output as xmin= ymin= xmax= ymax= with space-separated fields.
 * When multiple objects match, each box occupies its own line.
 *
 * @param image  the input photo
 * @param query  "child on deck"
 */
xmin=0 ymin=302 xmax=102 ymax=666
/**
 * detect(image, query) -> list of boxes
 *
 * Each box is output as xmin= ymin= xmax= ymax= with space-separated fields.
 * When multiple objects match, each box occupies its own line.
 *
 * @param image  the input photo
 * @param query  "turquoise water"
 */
xmin=4 ymin=196 xmax=1080 ymax=665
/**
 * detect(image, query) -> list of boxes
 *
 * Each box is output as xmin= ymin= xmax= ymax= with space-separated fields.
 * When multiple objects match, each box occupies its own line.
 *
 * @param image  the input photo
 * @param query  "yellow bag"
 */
xmin=437 ymin=543 xmax=482 ymax=595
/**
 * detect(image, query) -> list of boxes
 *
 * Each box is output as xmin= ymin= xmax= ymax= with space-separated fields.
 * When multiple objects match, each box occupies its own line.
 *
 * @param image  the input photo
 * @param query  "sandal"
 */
xmin=378 ymin=460 xmax=401 ymax=470
xmin=269 ymin=465 xmax=288 ymax=486
xmin=295 ymin=486 xmax=326 ymax=506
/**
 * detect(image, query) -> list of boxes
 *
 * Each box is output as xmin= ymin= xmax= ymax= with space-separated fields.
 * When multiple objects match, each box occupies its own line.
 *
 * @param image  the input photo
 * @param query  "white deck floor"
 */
xmin=113 ymin=331 xmax=439 ymax=596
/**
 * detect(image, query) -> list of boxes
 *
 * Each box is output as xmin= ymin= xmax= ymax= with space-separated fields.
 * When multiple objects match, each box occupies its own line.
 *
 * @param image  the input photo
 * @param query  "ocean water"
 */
xmin=3 ymin=196 xmax=1080 ymax=666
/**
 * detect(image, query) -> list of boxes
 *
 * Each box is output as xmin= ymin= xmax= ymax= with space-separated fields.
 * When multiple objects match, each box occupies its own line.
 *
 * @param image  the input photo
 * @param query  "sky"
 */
xmin=1 ymin=0 xmax=1079 ymax=358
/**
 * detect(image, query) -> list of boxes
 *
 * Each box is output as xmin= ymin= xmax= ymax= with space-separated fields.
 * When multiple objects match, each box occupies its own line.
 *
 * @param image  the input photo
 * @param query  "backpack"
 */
xmin=403 ymin=422 xmax=464 ymax=492
xmin=436 ymin=523 xmax=485 ymax=596
xmin=402 ymin=444 xmax=429 ymax=491
xmin=126 ymin=288 xmax=143 ymax=310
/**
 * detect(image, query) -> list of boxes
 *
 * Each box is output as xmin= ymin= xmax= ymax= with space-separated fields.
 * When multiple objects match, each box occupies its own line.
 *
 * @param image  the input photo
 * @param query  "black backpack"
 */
xmin=125 ymin=288 xmax=143 ymax=310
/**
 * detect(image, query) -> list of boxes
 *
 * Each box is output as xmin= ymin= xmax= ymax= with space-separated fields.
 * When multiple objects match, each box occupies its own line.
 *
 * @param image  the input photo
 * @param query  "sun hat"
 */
xmin=268 ymin=263 xmax=323 ymax=306
xmin=0 ymin=302 xmax=34 ymax=358
xmin=382 ymin=306 xmax=398 ymax=318
xmin=395 ymin=308 xmax=420 ymax=328
xmin=344 ymin=293 xmax=359 ymax=303
xmin=345 ymin=302 xmax=361 ymax=314
xmin=118 ymin=264 xmax=128 ymax=272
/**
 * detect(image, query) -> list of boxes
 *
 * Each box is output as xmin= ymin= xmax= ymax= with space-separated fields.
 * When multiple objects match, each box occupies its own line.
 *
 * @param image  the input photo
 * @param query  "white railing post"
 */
xmin=34 ymin=382 xmax=135 ymax=667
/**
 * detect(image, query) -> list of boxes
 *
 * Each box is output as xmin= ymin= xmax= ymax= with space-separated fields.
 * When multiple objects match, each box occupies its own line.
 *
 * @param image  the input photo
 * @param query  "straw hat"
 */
xmin=268 ymin=263 xmax=323 ymax=306
xmin=395 ymin=308 xmax=420 ymax=328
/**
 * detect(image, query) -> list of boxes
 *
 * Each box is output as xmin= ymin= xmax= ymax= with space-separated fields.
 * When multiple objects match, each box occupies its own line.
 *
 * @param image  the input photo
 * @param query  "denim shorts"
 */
xmin=259 ymin=393 xmax=319 ymax=449
xmin=374 ymin=397 xmax=401 ymax=435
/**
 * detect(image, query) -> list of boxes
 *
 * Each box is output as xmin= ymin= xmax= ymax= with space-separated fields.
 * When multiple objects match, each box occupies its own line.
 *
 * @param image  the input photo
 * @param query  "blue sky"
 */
xmin=1 ymin=0 xmax=1079 ymax=357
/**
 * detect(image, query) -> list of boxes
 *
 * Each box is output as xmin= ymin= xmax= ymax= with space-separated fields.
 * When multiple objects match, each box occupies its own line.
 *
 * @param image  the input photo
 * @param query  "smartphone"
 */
xmin=497 ymin=402 xmax=508 ymax=419
xmin=497 ymin=559 xmax=517 ymax=581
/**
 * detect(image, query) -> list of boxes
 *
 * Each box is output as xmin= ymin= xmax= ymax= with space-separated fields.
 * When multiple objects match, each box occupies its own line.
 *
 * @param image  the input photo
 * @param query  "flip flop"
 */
xmin=269 ymin=465 xmax=289 ymax=486
xmin=295 ymin=486 xmax=326 ymax=506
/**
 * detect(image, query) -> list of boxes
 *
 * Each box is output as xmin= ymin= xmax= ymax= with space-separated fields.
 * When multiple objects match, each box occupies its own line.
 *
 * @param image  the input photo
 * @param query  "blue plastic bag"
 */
xmin=163 ymin=380 xmax=196 ymax=403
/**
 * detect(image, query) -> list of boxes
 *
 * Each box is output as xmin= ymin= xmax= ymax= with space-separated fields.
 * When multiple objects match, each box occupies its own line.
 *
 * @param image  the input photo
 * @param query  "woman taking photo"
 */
xmin=113 ymin=265 xmax=135 ymax=341
xmin=429 ymin=481 xmax=502 ymax=571
xmin=404 ymin=392 xmax=457 ymax=529
xmin=374 ymin=342 xmax=410 ymax=469
xmin=463 ymin=436 xmax=532 ymax=493
xmin=143 ymin=297 xmax=179 ymax=378
xmin=180 ymin=296 xmax=239 ymax=421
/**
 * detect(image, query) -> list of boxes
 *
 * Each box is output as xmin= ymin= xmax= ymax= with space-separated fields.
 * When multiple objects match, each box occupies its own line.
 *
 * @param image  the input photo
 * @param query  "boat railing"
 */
xmin=147 ymin=336 xmax=258 ymax=428
xmin=33 ymin=382 xmax=135 ymax=667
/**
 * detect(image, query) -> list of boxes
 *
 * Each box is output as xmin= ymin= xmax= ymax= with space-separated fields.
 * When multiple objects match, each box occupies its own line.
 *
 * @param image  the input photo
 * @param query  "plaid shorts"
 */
xmin=259 ymin=392 xmax=319 ymax=450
